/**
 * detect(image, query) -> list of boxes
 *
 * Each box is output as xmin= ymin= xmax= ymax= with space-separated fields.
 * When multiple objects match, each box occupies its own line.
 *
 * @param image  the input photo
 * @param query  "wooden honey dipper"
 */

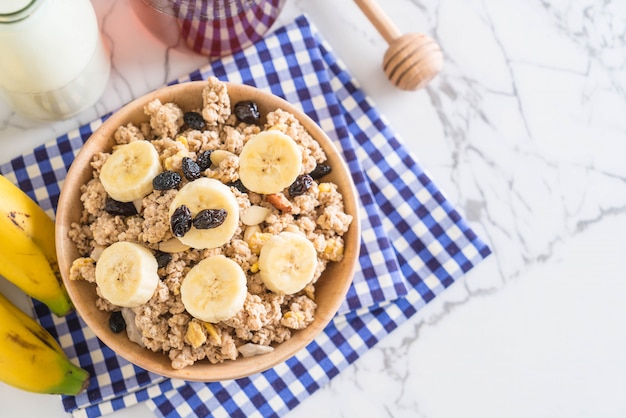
xmin=354 ymin=0 xmax=443 ymax=91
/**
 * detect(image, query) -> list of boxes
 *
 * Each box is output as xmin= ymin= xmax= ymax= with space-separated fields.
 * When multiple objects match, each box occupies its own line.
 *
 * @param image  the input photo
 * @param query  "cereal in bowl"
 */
xmin=68 ymin=77 xmax=353 ymax=369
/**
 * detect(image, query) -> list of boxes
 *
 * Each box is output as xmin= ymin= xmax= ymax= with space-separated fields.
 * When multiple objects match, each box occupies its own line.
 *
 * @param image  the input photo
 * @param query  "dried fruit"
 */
xmin=171 ymin=205 xmax=192 ymax=237
xmin=181 ymin=157 xmax=201 ymax=181
xmin=192 ymin=208 xmax=227 ymax=229
xmin=227 ymin=179 xmax=247 ymax=194
xmin=234 ymin=101 xmax=260 ymax=124
xmin=155 ymin=251 xmax=173 ymax=269
xmin=153 ymin=170 xmax=182 ymax=190
xmin=104 ymin=196 xmax=138 ymax=216
xmin=196 ymin=150 xmax=213 ymax=171
xmin=109 ymin=311 xmax=126 ymax=334
xmin=183 ymin=111 xmax=206 ymax=130
xmin=309 ymin=163 xmax=332 ymax=180
xmin=288 ymin=174 xmax=314 ymax=197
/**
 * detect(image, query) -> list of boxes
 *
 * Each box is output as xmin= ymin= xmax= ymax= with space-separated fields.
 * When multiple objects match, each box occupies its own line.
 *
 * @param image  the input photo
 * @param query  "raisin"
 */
xmin=227 ymin=179 xmax=247 ymax=194
xmin=171 ymin=205 xmax=192 ymax=237
xmin=183 ymin=111 xmax=206 ymax=130
xmin=109 ymin=311 xmax=126 ymax=334
xmin=193 ymin=208 xmax=227 ymax=229
xmin=309 ymin=163 xmax=332 ymax=180
xmin=196 ymin=150 xmax=213 ymax=171
xmin=181 ymin=156 xmax=201 ymax=181
xmin=288 ymin=174 xmax=314 ymax=197
xmin=155 ymin=251 xmax=172 ymax=269
xmin=104 ymin=197 xmax=138 ymax=216
xmin=234 ymin=101 xmax=260 ymax=124
xmin=153 ymin=170 xmax=182 ymax=190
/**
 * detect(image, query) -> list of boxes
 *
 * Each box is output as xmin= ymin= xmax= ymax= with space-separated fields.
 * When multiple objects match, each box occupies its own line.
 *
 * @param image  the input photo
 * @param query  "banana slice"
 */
xmin=238 ymin=131 xmax=302 ymax=194
xmin=180 ymin=255 xmax=247 ymax=323
xmin=168 ymin=177 xmax=239 ymax=249
xmin=95 ymin=241 xmax=159 ymax=308
xmin=258 ymin=231 xmax=318 ymax=295
xmin=100 ymin=141 xmax=162 ymax=202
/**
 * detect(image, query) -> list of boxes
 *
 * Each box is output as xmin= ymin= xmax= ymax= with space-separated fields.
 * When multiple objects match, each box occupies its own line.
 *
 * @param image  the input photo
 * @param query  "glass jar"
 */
xmin=0 ymin=0 xmax=111 ymax=121
xmin=130 ymin=0 xmax=287 ymax=58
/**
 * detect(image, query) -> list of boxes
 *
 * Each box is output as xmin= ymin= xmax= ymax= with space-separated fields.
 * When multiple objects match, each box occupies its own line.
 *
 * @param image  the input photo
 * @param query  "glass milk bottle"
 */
xmin=0 ymin=0 xmax=110 ymax=121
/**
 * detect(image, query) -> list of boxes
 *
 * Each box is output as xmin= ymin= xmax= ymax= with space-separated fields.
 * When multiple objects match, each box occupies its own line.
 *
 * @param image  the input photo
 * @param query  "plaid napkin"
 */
xmin=0 ymin=15 xmax=490 ymax=418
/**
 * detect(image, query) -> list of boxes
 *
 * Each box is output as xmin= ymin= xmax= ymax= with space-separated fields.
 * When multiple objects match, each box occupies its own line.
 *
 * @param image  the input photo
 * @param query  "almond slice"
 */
xmin=240 ymin=205 xmax=271 ymax=226
xmin=158 ymin=237 xmax=191 ymax=253
xmin=237 ymin=343 xmax=274 ymax=358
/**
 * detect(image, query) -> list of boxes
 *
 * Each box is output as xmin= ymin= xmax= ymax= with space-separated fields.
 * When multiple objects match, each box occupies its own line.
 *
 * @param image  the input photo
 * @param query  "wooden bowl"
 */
xmin=55 ymin=81 xmax=361 ymax=381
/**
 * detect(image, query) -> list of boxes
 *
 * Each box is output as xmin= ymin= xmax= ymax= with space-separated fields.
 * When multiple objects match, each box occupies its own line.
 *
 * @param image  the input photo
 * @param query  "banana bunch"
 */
xmin=0 ymin=174 xmax=73 ymax=317
xmin=0 ymin=291 xmax=89 ymax=395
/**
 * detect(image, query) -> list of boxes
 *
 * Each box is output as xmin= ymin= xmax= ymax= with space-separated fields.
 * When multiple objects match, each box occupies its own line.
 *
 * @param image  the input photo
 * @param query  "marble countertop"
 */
xmin=2 ymin=0 xmax=626 ymax=417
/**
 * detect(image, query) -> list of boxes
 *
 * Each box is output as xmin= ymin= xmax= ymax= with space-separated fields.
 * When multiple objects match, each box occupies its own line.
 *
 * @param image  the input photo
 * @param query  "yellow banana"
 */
xmin=0 ymin=291 xmax=65 ymax=356
xmin=0 ymin=291 xmax=89 ymax=395
xmin=0 ymin=175 xmax=72 ymax=316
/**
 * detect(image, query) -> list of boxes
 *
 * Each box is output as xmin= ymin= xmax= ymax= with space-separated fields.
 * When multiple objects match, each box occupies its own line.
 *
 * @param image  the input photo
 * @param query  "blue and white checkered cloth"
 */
xmin=0 ymin=16 xmax=490 ymax=418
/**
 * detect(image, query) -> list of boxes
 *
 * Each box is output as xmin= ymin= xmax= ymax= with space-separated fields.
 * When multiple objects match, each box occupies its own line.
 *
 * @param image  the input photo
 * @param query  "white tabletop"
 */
xmin=1 ymin=0 xmax=626 ymax=417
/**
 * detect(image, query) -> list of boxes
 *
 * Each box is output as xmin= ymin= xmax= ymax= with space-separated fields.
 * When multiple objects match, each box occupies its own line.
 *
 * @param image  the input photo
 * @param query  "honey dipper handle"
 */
xmin=354 ymin=0 xmax=402 ymax=44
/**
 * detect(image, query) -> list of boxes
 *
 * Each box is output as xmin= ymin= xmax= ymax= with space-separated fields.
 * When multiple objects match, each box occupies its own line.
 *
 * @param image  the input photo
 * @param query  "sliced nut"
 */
xmin=210 ymin=150 xmax=237 ymax=166
xmin=237 ymin=343 xmax=275 ymax=358
xmin=240 ymin=205 xmax=271 ymax=226
xmin=132 ymin=198 xmax=144 ymax=214
xmin=90 ymin=245 xmax=106 ymax=262
xmin=266 ymin=193 xmax=293 ymax=213
xmin=158 ymin=237 xmax=191 ymax=253
xmin=121 ymin=308 xmax=145 ymax=348
xmin=243 ymin=224 xmax=261 ymax=244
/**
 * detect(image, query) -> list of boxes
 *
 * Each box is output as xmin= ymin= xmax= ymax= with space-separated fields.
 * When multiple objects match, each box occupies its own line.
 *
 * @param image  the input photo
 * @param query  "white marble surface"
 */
xmin=1 ymin=0 xmax=626 ymax=417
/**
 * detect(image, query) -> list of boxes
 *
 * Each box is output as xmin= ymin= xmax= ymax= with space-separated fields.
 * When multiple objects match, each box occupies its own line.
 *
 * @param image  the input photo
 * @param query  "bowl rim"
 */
xmin=56 ymin=80 xmax=361 ymax=381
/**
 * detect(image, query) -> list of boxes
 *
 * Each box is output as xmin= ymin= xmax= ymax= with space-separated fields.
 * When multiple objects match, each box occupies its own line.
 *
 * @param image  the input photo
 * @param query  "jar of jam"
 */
xmin=130 ymin=0 xmax=286 ymax=57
